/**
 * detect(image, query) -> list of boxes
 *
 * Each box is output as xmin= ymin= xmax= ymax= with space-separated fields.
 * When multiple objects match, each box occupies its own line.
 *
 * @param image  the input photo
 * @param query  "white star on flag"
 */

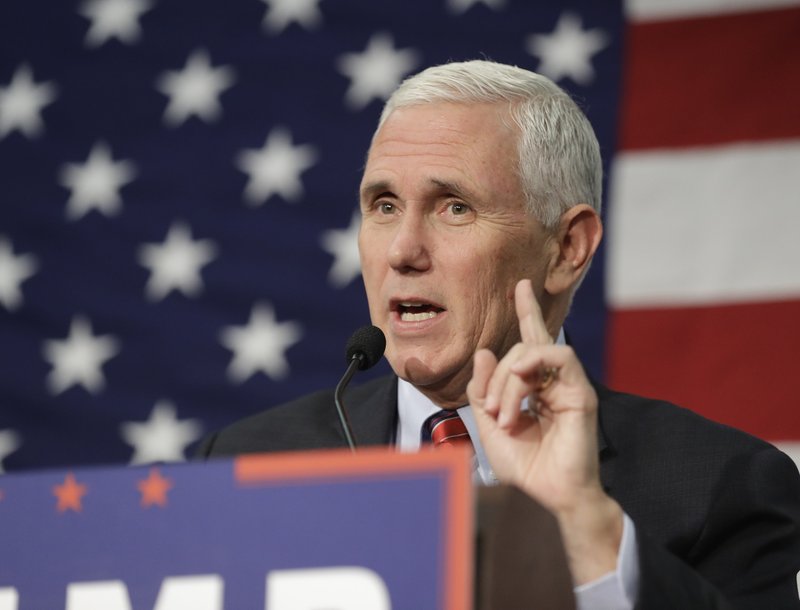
xmin=79 ymin=0 xmax=153 ymax=48
xmin=59 ymin=141 xmax=137 ymax=221
xmin=42 ymin=316 xmax=120 ymax=395
xmin=235 ymin=127 xmax=318 ymax=205
xmin=260 ymin=0 xmax=324 ymax=33
xmin=220 ymin=302 xmax=303 ymax=382
xmin=446 ymin=0 xmax=505 ymax=15
xmin=138 ymin=221 xmax=218 ymax=301
xmin=0 ymin=429 xmax=22 ymax=474
xmin=120 ymin=399 xmax=203 ymax=464
xmin=320 ymin=211 xmax=362 ymax=288
xmin=0 ymin=236 xmax=38 ymax=311
xmin=0 ymin=64 xmax=58 ymax=140
xmin=337 ymin=33 xmax=419 ymax=110
xmin=526 ymin=11 xmax=608 ymax=85
xmin=156 ymin=49 xmax=236 ymax=127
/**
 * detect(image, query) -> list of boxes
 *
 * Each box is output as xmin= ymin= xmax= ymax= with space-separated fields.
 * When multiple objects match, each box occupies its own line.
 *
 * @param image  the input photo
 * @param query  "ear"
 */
xmin=544 ymin=204 xmax=603 ymax=296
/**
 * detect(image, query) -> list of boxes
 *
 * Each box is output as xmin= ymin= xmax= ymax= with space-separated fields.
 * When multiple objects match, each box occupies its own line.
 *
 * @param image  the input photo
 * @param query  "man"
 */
xmin=198 ymin=60 xmax=800 ymax=608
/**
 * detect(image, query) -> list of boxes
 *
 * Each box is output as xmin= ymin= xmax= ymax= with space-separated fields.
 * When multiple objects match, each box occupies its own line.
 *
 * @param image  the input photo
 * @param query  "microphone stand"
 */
xmin=334 ymin=354 xmax=363 ymax=452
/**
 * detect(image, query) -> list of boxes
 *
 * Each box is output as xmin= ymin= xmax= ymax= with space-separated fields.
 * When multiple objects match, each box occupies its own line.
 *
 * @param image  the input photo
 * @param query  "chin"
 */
xmin=386 ymin=350 xmax=433 ymax=384
xmin=395 ymin=352 xmax=465 ymax=389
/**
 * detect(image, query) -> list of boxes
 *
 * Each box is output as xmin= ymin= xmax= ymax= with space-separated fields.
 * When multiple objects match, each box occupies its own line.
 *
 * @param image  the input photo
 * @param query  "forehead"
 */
xmin=361 ymin=102 xmax=522 ymax=200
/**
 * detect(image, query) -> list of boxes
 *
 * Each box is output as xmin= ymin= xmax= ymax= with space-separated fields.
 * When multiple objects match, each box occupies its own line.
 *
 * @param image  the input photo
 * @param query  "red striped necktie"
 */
xmin=421 ymin=410 xmax=472 ymax=449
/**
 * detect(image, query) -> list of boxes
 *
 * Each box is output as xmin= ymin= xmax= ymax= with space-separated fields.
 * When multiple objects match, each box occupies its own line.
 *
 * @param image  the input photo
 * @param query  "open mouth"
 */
xmin=395 ymin=301 xmax=446 ymax=322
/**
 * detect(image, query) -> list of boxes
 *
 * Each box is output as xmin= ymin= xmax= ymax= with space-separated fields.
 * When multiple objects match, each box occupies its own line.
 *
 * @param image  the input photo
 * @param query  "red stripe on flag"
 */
xmin=619 ymin=7 xmax=800 ymax=150
xmin=607 ymin=300 xmax=800 ymax=441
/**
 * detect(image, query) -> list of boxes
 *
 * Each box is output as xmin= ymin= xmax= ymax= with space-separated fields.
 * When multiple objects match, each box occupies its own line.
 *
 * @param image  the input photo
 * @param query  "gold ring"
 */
xmin=534 ymin=366 xmax=559 ymax=393
xmin=521 ymin=399 xmax=543 ymax=419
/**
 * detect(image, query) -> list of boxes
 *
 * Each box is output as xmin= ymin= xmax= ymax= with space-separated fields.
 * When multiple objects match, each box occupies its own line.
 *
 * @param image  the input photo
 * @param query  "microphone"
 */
xmin=335 ymin=325 xmax=386 ymax=452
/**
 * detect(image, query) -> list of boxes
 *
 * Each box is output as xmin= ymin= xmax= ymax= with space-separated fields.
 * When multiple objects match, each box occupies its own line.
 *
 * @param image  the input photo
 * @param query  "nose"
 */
xmin=387 ymin=213 xmax=431 ymax=273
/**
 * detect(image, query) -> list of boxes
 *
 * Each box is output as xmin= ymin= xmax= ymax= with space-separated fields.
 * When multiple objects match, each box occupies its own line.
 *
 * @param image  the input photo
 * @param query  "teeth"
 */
xmin=400 ymin=310 xmax=439 ymax=322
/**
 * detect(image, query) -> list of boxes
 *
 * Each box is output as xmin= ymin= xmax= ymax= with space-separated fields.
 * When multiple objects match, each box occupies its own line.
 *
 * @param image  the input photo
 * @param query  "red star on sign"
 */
xmin=137 ymin=468 xmax=173 ymax=508
xmin=53 ymin=472 xmax=88 ymax=513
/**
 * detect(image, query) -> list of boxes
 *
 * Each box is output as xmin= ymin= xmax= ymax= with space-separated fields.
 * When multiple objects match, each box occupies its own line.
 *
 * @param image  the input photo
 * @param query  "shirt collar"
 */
xmin=395 ymin=328 xmax=566 ymax=477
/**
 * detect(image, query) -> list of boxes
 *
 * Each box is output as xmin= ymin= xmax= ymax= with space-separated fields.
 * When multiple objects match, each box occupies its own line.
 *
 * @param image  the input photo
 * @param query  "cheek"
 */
xmin=448 ymin=261 xmax=507 ymax=334
xmin=358 ymin=234 xmax=381 ymax=286
xmin=361 ymin=270 xmax=383 ymax=320
xmin=496 ymin=233 xmax=546 ymax=284
xmin=359 ymin=247 xmax=391 ymax=329
xmin=467 ymin=239 xmax=539 ymax=334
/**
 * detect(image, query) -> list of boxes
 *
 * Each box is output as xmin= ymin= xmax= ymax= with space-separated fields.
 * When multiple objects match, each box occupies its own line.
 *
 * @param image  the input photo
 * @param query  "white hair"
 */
xmin=376 ymin=60 xmax=602 ymax=229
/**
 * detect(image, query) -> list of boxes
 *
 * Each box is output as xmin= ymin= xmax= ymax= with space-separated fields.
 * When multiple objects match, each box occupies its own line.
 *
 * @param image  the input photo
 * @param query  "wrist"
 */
xmin=556 ymin=489 xmax=623 ymax=585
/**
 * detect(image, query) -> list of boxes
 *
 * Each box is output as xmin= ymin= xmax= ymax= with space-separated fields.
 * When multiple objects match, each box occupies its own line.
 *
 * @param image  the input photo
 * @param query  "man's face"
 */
xmin=358 ymin=102 xmax=554 ymax=406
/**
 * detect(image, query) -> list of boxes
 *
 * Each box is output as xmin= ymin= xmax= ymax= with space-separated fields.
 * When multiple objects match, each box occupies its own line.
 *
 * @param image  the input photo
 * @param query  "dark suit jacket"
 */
xmin=197 ymin=375 xmax=800 ymax=610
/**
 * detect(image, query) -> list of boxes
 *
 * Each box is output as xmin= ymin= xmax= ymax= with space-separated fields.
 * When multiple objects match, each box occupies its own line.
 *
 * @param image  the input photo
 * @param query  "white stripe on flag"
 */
xmin=625 ymin=0 xmax=800 ymax=21
xmin=774 ymin=441 xmax=800 ymax=472
xmin=607 ymin=139 xmax=800 ymax=308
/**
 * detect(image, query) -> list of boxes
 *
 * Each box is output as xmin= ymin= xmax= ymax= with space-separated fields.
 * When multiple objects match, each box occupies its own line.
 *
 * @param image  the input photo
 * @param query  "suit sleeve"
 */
xmin=635 ymin=447 xmax=800 ymax=610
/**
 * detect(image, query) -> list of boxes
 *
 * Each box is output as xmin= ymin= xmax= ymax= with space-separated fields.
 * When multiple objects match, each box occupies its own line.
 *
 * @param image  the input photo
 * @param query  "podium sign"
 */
xmin=0 ymin=448 xmax=473 ymax=610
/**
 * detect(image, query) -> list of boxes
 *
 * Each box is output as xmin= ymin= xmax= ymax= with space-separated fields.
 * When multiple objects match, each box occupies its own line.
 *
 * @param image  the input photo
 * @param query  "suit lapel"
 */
xmin=343 ymin=375 xmax=398 ymax=447
xmin=594 ymin=381 xmax=618 ymax=495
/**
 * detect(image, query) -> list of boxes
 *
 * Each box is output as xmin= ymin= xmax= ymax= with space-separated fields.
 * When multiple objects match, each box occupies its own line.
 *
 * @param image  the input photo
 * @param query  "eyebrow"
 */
xmin=428 ymin=178 xmax=473 ymax=200
xmin=360 ymin=178 xmax=475 ymax=201
xmin=359 ymin=180 xmax=392 ymax=201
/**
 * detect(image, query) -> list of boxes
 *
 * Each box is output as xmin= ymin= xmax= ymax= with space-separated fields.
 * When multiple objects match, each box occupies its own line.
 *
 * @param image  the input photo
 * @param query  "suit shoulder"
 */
xmin=596 ymin=383 xmax=778 ymax=457
xmin=596 ymin=383 xmax=800 ymax=515
xmin=597 ymin=384 xmax=800 ymax=574
xmin=196 ymin=375 xmax=394 ymax=458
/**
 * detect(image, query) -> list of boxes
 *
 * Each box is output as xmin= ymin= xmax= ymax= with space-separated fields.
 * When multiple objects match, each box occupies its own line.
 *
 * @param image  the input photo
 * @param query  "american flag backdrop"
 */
xmin=0 ymin=0 xmax=798 ymax=473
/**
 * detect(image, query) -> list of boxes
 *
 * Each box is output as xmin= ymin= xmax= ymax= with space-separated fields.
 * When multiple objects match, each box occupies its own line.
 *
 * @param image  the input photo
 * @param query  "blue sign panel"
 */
xmin=0 ymin=448 xmax=472 ymax=609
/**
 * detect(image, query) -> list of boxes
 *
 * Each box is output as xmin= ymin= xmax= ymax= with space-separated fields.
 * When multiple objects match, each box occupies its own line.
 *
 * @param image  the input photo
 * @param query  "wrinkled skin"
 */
xmin=358 ymin=102 xmax=556 ymax=408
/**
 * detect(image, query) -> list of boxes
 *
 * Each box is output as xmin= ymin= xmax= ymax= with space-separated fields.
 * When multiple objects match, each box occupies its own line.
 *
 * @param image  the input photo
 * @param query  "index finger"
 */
xmin=515 ymin=279 xmax=552 ymax=345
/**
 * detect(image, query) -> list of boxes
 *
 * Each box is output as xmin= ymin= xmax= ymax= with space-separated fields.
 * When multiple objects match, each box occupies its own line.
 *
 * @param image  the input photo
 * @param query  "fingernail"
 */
xmin=484 ymin=394 xmax=498 ymax=413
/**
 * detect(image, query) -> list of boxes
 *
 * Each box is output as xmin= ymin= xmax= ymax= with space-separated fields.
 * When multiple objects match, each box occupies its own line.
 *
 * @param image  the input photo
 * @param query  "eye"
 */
xmin=449 ymin=202 xmax=469 ymax=215
xmin=443 ymin=201 xmax=474 ymax=221
xmin=379 ymin=201 xmax=396 ymax=214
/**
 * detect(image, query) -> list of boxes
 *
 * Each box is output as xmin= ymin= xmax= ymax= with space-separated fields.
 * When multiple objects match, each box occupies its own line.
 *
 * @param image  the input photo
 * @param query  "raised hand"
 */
xmin=467 ymin=278 xmax=623 ymax=584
